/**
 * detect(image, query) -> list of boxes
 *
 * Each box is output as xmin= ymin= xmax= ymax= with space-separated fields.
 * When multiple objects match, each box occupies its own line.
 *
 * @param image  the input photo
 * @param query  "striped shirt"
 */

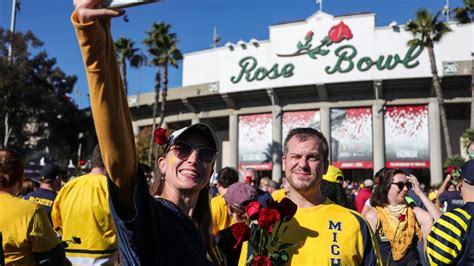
xmin=427 ymin=202 xmax=474 ymax=265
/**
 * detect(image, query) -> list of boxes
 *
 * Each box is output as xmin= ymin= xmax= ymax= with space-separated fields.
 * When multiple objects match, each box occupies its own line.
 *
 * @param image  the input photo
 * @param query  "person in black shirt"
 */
xmin=24 ymin=163 xmax=62 ymax=220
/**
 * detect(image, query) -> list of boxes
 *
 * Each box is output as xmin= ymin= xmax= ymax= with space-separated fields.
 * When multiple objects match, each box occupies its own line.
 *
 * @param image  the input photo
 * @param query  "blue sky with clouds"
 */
xmin=0 ymin=0 xmax=462 ymax=108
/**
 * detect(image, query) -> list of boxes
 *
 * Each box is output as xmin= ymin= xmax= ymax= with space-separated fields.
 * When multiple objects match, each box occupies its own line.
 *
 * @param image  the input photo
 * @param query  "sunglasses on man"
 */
xmin=169 ymin=140 xmax=217 ymax=165
xmin=391 ymin=181 xmax=412 ymax=190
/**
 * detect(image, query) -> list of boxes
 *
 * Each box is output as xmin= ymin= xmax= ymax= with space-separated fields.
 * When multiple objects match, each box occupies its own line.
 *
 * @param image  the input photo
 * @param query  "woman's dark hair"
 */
xmin=0 ymin=148 xmax=24 ymax=189
xmin=370 ymin=168 xmax=406 ymax=207
xmin=320 ymin=180 xmax=355 ymax=210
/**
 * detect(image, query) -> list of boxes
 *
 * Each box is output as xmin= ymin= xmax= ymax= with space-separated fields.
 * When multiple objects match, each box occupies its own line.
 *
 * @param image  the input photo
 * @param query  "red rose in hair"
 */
xmin=257 ymin=208 xmax=280 ymax=230
xmin=328 ymin=21 xmax=353 ymax=43
xmin=251 ymin=255 xmax=272 ymax=266
xmin=246 ymin=201 xmax=262 ymax=220
xmin=79 ymin=159 xmax=86 ymax=166
xmin=276 ymin=198 xmax=297 ymax=222
xmin=399 ymin=214 xmax=406 ymax=222
xmin=154 ymin=128 xmax=168 ymax=145
xmin=231 ymin=222 xmax=250 ymax=248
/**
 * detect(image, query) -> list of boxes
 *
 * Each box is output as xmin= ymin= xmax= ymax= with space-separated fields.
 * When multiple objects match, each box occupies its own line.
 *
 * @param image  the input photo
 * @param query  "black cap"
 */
xmin=461 ymin=159 xmax=474 ymax=185
xmin=40 ymin=164 xmax=62 ymax=181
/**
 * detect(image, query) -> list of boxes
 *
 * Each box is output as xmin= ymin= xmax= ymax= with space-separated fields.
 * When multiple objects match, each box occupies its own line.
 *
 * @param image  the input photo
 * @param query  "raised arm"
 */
xmin=72 ymin=0 xmax=137 ymax=212
xmin=407 ymin=174 xmax=441 ymax=221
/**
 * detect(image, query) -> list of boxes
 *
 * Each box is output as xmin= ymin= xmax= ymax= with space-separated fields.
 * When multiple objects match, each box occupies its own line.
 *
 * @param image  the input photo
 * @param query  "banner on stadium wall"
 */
xmin=282 ymin=110 xmax=320 ymax=140
xmin=238 ymin=113 xmax=273 ymax=170
xmin=384 ymin=105 xmax=429 ymax=168
xmin=331 ymin=107 xmax=373 ymax=169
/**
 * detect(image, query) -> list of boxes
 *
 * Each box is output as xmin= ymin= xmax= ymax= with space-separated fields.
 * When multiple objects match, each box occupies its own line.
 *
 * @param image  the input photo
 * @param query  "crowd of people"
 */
xmin=0 ymin=1 xmax=473 ymax=265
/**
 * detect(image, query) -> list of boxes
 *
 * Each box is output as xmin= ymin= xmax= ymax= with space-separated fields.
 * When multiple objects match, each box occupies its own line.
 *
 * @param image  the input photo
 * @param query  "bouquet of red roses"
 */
xmin=230 ymin=198 xmax=298 ymax=266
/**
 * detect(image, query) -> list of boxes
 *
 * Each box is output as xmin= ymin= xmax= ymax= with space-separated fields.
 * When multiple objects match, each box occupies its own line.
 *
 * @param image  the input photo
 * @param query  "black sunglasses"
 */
xmin=391 ymin=181 xmax=412 ymax=190
xmin=170 ymin=140 xmax=217 ymax=165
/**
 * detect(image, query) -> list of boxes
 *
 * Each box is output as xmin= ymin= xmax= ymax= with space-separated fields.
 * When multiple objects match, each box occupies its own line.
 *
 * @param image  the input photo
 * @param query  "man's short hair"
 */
xmin=283 ymin=127 xmax=329 ymax=161
xmin=216 ymin=167 xmax=239 ymax=188
xmin=91 ymin=144 xmax=104 ymax=169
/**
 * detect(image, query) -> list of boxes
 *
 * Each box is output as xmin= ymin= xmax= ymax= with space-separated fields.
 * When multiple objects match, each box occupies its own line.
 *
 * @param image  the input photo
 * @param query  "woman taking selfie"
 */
xmin=72 ymin=1 xmax=222 ymax=264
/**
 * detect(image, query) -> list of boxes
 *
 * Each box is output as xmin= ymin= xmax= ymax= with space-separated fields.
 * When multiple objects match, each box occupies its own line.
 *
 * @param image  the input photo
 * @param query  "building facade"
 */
xmin=129 ymin=11 xmax=472 ymax=184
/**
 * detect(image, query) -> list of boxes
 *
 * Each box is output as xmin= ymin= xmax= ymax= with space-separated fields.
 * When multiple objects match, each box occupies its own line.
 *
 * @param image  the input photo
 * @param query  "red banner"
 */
xmin=384 ymin=105 xmax=429 ymax=169
xmin=333 ymin=161 xmax=373 ymax=169
xmin=386 ymin=161 xmax=430 ymax=168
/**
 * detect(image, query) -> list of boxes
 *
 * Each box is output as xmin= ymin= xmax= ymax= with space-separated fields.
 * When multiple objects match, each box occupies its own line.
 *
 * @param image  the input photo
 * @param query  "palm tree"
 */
xmin=454 ymin=0 xmax=473 ymax=24
xmin=114 ymin=37 xmax=146 ymax=96
xmin=144 ymin=22 xmax=183 ymax=165
xmin=453 ymin=0 xmax=473 ymax=127
xmin=406 ymin=8 xmax=453 ymax=157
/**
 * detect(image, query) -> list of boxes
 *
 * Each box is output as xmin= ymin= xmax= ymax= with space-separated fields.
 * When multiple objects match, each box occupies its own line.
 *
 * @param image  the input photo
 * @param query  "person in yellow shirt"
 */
xmin=240 ymin=128 xmax=382 ymax=265
xmin=52 ymin=144 xmax=117 ymax=264
xmin=211 ymin=167 xmax=239 ymax=235
xmin=0 ymin=148 xmax=65 ymax=265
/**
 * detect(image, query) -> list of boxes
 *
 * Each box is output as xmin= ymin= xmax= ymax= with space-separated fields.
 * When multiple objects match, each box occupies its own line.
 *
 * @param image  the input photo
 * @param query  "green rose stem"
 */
xmin=386 ymin=217 xmax=404 ymax=266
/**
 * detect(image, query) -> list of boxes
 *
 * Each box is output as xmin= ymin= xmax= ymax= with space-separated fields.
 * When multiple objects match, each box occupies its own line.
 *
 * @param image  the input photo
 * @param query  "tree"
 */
xmin=453 ymin=0 xmax=473 ymax=127
xmin=0 ymin=28 xmax=80 ymax=164
xmin=454 ymin=0 xmax=473 ymax=24
xmin=406 ymin=8 xmax=453 ymax=157
xmin=144 ymin=22 xmax=183 ymax=165
xmin=114 ymin=37 xmax=146 ymax=96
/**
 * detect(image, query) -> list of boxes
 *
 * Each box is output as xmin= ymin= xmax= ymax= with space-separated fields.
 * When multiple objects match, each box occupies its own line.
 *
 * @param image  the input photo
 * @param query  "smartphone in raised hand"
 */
xmin=103 ymin=0 xmax=160 ymax=9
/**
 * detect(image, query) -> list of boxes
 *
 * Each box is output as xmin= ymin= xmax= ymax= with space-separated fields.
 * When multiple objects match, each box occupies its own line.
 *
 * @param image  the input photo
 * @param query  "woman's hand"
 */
xmin=407 ymin=174 xmax=423 ymax=196
xmin=74 ymin=0 xmax=124 ymax=23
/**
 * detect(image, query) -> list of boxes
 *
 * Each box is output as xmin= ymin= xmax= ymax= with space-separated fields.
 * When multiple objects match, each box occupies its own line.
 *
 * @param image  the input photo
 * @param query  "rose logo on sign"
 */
xmin=278 ymin=21 xmax=353 ymax=59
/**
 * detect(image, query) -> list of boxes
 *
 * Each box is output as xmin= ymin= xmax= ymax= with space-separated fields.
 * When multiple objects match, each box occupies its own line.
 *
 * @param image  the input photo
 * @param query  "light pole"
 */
xmin=8 ymin=0 xmax=20 ymax=64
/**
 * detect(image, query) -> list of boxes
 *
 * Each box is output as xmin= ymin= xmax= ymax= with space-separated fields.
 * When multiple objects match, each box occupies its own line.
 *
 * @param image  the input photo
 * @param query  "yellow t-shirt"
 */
xmin=239 ymin=199 xmax=382 ymax=265
xmin=0 ymin=193 xmax=62 ymax=265
xmin=271 ymin=189 xmax=287 ymax=203
xmin=211 ymin=194 xmax=233 ymax=235
xmin=52 ymin=174 xmax=117 ymax=260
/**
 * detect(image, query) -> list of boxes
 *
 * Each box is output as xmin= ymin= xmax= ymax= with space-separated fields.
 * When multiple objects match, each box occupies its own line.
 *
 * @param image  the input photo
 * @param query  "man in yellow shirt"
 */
xmin=211 ymin=167 xmax=239 ymax=235
xmin=52 ymin=145 xmax=117 ymax=264
xmin=240 ymin=128 xmax=381 ymax=265
xmin=0 ymin=148 xmax=65 ymax=265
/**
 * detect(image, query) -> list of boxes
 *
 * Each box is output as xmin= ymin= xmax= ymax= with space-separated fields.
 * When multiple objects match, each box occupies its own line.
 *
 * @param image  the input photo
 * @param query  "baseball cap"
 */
xmin=40 ymin=164 xmax=62 ymax=181
xmin=167 ymin=123 xmax=219 ymax=151
xmin=460 ymin=159 xmax=474 ymax=185
xmin=322 ymin=165 xmax=344 ymax=184
xmin=224 ymin=182 xmax=258 ymax=210
xmin=363 ymin=179 xmax=374 ymax=187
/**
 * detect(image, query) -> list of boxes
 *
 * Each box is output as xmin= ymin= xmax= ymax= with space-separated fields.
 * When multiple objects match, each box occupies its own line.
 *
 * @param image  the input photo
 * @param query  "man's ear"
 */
xmin=282 ymin=155 xmax=286 ymax=171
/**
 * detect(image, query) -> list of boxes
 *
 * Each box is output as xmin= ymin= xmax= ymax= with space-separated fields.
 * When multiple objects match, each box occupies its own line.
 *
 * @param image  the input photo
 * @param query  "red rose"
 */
xmin=230 ymin=222 xmax=250 ymax=248
xmin=251 ymin=255 xmax=272 ymax=266
xmin=245 ymin=176 xmax=253 ymax=184
xmin=328 ymin=21 xmax=353 ymax=43
xmin=446 ymin=166 xmax=456 ymax=175
xmin=276 ymin=198 xmax=297 ymax=222
xmin=258 ymin=208 xmax=280 ymax=230
xmin=399 ymin=214 xmax=406 ymax=222
xmin=246 ymin=201 xmax=262 ymax=220
xmin=154 ymin=128 xmax=168 ymax=145
xmin=305 ymin=30 xmax=314 ymax=41
xmin=79 ymin=159 xmax=86 ymax=166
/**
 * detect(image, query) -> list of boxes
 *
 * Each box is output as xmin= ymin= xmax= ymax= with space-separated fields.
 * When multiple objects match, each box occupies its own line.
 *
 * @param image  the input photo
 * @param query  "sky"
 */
xmin=0 ymin=0 xmax=462 ymax=108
